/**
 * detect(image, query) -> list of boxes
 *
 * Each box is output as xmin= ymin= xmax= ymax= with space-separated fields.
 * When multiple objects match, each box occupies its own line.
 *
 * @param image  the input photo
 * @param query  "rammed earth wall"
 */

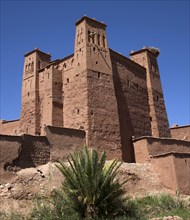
xmin=0 ymin=126 xmax=86 ymax=181
xmin=133 ymin=137 xmax=190 ymax=194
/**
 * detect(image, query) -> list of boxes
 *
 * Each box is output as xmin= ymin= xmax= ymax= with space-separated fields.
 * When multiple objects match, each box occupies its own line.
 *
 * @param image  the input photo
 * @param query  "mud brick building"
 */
xmin=1 ymin=16 xmax=172 ymax=159
xmin=0 ymin=16 xmax=190 ymax=194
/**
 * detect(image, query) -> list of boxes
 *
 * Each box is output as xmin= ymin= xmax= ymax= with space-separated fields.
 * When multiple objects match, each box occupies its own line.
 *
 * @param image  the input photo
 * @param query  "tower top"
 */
xmin=24 ymin=48 xmax=51 ymax=58
xmin=75 ymin=16 xmax=107 ymax=28
xmin=130 ymin=47 xmax=160 ymax=57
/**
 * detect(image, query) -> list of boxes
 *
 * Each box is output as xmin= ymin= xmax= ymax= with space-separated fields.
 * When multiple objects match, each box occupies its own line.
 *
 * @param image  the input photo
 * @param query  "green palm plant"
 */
xmin=56 ymin=146 xmax=128 ymax=219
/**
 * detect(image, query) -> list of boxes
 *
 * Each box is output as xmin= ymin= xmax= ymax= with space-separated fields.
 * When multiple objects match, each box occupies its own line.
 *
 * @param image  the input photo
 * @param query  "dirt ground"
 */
xmin=0 ymin=162 xmax=182 ymax=215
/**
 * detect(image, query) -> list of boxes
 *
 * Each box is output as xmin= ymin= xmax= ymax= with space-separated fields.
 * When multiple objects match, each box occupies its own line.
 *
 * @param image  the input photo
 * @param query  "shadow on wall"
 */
xmin=18 ymin=134 xmax=51 ymax=168
xmin=112 ymin=62 xmax=135 ymax=162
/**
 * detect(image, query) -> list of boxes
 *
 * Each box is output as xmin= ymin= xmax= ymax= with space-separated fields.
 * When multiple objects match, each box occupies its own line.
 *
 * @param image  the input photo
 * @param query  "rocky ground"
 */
xmin=0 ymin=162 xmax=188 ymax=219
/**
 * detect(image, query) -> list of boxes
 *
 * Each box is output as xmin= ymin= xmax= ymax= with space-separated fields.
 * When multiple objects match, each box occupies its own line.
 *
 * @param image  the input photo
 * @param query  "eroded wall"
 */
xmin=0 ymin=126 xmax=86 ymax=181
xmin=0 ymin=135 xmax=22 ymax=178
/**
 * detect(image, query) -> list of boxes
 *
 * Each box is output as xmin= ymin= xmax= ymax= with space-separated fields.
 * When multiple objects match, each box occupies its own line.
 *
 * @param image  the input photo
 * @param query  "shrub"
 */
xmin=56 ymin=146 xmax=128 ymax=219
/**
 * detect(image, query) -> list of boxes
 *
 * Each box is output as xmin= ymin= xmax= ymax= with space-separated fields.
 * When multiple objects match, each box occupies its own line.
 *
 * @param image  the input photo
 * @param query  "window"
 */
xmin=97 ymin=34 xmax=100 ymax=46
xmin=88 ymin=31 xmax=91 ymax=42
xmin=102 ymin=35 xmax=106 ymax=47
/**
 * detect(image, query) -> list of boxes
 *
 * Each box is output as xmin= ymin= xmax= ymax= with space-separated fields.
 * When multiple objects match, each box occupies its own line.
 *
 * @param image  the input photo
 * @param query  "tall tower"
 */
xmin=130 ymin=48 xmax=171 ymax=137
xmin=20 ymin=48 xmax=51 ymax=135
xmin=63 ymin=16 xmax=127 ymax=160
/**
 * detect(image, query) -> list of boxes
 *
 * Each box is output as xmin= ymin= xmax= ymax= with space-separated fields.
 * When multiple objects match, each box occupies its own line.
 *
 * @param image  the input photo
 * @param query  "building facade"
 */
xmin=1 ymin=16 xmax=172 ymax=161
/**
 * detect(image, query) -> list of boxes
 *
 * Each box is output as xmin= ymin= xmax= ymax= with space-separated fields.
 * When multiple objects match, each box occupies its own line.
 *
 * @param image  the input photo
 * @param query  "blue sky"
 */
xmin=0 ymin=0 xmax=189 ymax=127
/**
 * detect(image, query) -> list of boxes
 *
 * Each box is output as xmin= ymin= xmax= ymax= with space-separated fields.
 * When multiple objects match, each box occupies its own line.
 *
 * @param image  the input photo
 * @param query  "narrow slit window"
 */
xmin=102 ymin=35 xmax=106 ymax=47
xmin=88 ymin=31 xmax=91 ymax=42
xmin=97 ymin=34 xmax=100 ymax=46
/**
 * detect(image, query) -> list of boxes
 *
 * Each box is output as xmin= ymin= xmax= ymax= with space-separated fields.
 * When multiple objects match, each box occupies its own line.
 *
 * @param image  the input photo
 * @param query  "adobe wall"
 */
xmin=0 ymin=134 xmax=50 ymax=175
xmin=170 ymin=125 xmax=190 ymax=141
xmin=0 ymin=126 xmax=86 ymax=182
xmin=130 ymin=49 xmax=171 ymax=138
xmin=110 ymin=50 xmax=152 ymax=138
xmin=173 ymin=154 xmax=190 ymax=195
xmin=45 ymin=126 xmax=86 ymax=161
xmin=133 ymin=137 xmax=190 ymax=194
xmin=0 ymin=135 xmax=22 ymax=182
xmin=0 ymin=120 xmax=20 ymax=135
xmin=87 ymin=69 xmax=124 ymax=161
xmin=150 ymin=154 xmax=177 ymax=193
xmin=38 ymin=66 xmax=54 ymax=135
xmin=151 ymin=153 xmax=190 ymax=195
xmin=18 ymin=134 xmax=50 ymax=168
xmin=133 ymin=136 xmax=190 ymax=163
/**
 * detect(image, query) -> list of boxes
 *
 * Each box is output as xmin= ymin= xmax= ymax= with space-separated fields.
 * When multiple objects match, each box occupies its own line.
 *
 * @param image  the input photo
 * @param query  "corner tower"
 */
xmin=130 ymin=48 xmax=171 ymax=137
xmin=20 ymin=48 xmax=51 ymax=135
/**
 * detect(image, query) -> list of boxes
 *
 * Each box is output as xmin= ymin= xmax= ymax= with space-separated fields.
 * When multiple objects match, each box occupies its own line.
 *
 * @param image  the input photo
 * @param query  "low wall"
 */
xmin=45 ymin=126 xmax=86 ymax=161
xmin=0 ymin=134 xmax=50 ymax=182
xmin=170 ymin=125 xmax=190 ymax=141
xmin=0 ymin=119 xmax=20 ymax=135
xmin=0 ymin=126 xmax=86 ymax=180
xmin=0 ymin=135 xmax=22 ymax=177
xmin=133 ymin=137 xmax=190 ymax=195
xmin=133 ymin=137 xmax=190 ymax=163
xmin=18 ymin=134 xmax=50 ymax=168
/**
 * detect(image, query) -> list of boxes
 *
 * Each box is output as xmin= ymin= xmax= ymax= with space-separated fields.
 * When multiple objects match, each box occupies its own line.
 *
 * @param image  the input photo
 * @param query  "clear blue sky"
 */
xmin=0 ymin=0 xmax=189 ymax=127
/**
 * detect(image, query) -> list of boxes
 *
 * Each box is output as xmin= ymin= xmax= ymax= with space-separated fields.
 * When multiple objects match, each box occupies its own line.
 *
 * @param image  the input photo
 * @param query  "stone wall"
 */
xmin=133 ymin=137 xmax=190 ymax=194
xmin=0 ymin=120 xmax=20 ymax=135
xmin=170 ymin=125 xmax=190 ymax=141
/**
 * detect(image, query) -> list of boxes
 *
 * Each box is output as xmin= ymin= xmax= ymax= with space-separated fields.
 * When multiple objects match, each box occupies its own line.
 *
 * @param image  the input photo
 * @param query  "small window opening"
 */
xmin=91 ymin=111 xmax=94 ymax=116
xmin=88 ymin=31 xmax=91 ymax=42
xmin=92 ymin=34 xmax=95 ymax=44
xmin=102 ymin=35 xmax=106 ymax=47
xmin=78 ymin=63 xmax=80 ymax=66
xmin=98 ymin=72 xmax=100 ymax=79
xmin=93 ymin=47 xmax=96 ymax=52
xmin=67 ymin=78 xmax=69 ymax=83
xmin=96 ymin=61 xmax=98 ymax=65
xmin=155 ymin=95 xmax=159 ymax=101
xmin=38 ymin=61 xmax=41 ymax=69
xmin=135 ymin=84 xmax=139 ymax=91
xmin=97 ymin=34 xmax=100 ymax=46
xmin=77 ymin=109 xmax=80 ymax=114
xmin=28 ymin=92 xmax=30 ymax=96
